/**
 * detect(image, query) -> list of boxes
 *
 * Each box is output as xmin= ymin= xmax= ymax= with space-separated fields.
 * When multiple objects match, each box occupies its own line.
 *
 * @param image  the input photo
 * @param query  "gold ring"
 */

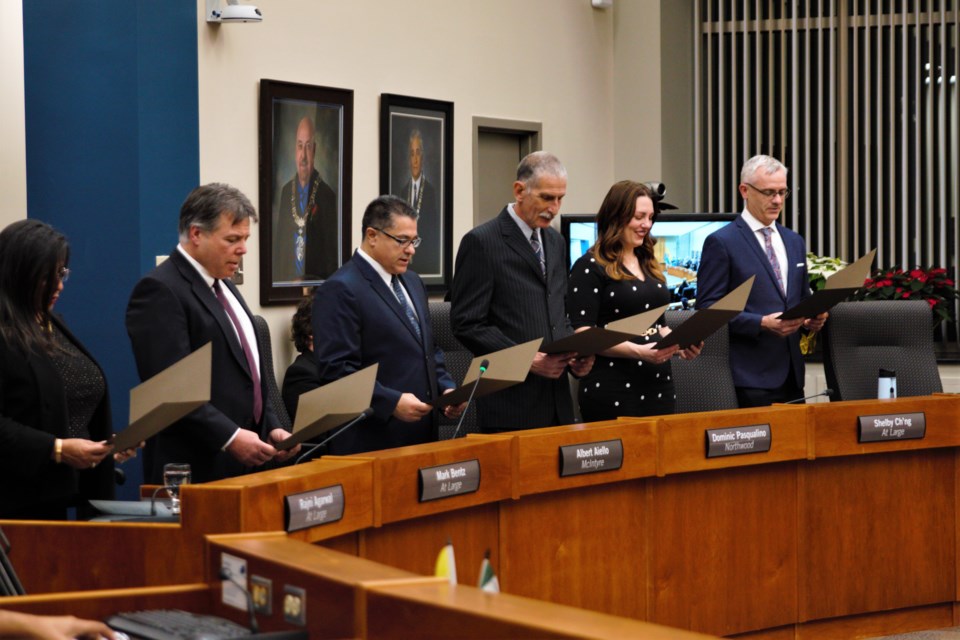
xmin=91 ymin=462 xmax=96 ymax=469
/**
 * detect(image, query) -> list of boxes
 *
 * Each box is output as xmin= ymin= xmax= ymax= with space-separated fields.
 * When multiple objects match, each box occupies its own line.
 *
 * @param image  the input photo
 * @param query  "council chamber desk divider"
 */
xmin=1 ymin=396 xmax=960 ymax=639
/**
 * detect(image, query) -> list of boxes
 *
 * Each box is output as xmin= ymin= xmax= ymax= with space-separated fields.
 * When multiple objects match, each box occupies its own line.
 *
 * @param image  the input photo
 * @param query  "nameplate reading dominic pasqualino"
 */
xmin=284 ymin=485 xmax=344 ymax=533
xmin=418 ymin=459 xmax=481 ymax=502
xmin=559 ymin=439 xmax=623 ymax=477
xmin=705 ymin=424 xmax=772 ymax=458
xmin=858 ymin=412 xmax=926 ymax=442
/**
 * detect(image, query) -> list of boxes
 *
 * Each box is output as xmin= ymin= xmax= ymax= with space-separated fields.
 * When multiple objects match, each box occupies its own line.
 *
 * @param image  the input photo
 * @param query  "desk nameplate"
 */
xmin=559 ymin=439 xmax=623 ymax=477
xmin=284 ymin=484 xmax=345 ymax=532
xmin=858 ymin=412 xmax=926 ymax=443
xmin=418 ymin=459 xmax=481 ymax=502
xmin=705 ymin=424 xmax=772 ymax=458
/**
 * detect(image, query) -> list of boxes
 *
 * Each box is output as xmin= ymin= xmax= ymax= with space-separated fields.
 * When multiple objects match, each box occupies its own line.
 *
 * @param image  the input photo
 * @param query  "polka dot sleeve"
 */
xmin=567 ymin=253 xmax=606 ymax=330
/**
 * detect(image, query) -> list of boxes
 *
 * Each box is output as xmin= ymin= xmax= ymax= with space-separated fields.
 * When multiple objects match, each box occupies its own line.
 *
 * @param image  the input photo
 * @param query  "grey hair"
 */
xmin=361 ymin=194 xmax=418 ymax=234
xmin=178 ymin=183 xmax=258 ymax=240
xmin=409 ymin=129 xmax=424 ymax=147
xmin=740 ymin=154 xmax=788 ymax=184
xmin=516 ymin=151 xmax=567 ymax=188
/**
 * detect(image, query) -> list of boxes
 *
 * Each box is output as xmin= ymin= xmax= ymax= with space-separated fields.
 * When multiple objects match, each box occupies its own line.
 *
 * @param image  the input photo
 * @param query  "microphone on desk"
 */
xmin=219 ymin=566 xmax=260 ymax=634
xmin=294 ymin=407 xmax=374 ymax=465
xmin=783 ymin=388 xmax=834 ymax=404
xmin=450 ymin=359 xmax=489 ymax=440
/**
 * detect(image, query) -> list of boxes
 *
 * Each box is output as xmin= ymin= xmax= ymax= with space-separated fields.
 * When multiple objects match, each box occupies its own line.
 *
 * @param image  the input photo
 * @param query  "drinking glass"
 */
xmin=163 ymin=463 xmax=191 ymax=515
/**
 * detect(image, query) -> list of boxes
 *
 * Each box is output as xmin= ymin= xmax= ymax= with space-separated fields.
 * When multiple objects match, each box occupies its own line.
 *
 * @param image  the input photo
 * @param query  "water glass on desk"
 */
xmin=163 ymin=463 xmax=191 ymax=515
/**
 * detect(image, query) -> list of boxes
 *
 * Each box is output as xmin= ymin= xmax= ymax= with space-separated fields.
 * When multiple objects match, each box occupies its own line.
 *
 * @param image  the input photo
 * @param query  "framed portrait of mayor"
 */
xmin=259 ymin=79 xmax=353 ymax=305
xmin=380 ymin=94 xmax=453 ymax=291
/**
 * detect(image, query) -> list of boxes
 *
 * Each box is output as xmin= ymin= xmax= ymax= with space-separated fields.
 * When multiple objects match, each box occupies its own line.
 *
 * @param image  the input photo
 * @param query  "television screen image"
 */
xmin=560 ymin=213 xmax=738 ymax=307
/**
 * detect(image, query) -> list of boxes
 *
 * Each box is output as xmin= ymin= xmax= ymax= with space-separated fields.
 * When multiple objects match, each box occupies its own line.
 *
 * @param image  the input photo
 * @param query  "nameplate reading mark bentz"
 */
xmin=858 ymin=412 xmax=926 ymax=443
xmin=705 ymin=424 xmax=772 ymax=458
xmin=284 ymin=484 xmax=345 ymax=532
xmin=418 ymin=459 xmax=481 ymax=502
xmin=559 ymin=439 xmax=624 ymax=477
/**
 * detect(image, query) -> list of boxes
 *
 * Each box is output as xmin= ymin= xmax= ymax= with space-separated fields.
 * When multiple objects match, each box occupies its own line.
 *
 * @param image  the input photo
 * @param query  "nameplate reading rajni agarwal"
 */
xmin=284 ymin=485 xmax=345 ymax=532
xmin=858 ymin=412 xmax=926 ymax=443
xmin=418 ymin=459 xmax=481 ymax=502
xmin=558 ymin=439 xmax=624 ymax=477
xmin=705 ymin=424 xmax=772 ymax=458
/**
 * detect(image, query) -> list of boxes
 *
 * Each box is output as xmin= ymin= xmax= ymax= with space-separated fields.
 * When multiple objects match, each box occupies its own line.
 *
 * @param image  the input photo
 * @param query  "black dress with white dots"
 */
xmin=567 ymin=254 xmax=676 ymax=421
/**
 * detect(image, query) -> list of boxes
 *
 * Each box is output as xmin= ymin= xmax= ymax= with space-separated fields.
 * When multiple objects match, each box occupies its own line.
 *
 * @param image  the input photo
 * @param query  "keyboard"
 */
xmin=106 ymin=609 xmax=252 ymax=639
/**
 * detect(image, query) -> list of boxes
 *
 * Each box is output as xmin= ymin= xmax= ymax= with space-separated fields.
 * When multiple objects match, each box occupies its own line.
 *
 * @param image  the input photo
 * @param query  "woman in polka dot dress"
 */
xmin=568 ymin=181 xmax=701 ymax=421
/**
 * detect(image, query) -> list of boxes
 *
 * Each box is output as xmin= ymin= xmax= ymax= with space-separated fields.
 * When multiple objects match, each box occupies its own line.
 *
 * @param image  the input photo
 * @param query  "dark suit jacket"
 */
xmin=126 ymin=248 xmax=279 ymax=484
xmin=696 ymin=215 xmax=812 ymax=389
xmin=311 ymin=251 xmax=454 ymax=455
xmin=0 ymin=316 xmax=114 ymax=517
xmin=450 ymin=208 xmax=575 ymax=432
xmin=275 ymin=169 xmax=338 ymax=282
xmin=400 ymin=176 xmax=440 ymax=277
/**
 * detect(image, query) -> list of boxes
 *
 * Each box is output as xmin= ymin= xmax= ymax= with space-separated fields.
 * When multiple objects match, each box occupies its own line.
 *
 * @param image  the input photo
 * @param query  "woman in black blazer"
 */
xmin=0 ymin=220 xmax=117 ymax=519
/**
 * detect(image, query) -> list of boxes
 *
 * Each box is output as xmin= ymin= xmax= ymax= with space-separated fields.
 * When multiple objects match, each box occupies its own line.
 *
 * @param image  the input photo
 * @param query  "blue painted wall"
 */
xmin=22 ymin=1 xmax=199 ymax=499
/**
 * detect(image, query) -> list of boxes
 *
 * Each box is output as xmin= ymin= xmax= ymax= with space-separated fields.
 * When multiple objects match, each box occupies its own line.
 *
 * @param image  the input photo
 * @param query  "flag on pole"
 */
xmin=434 ymin=538 xmax=457 ymax=585
xmin=477 ymin=549 xmax=500 ymax=593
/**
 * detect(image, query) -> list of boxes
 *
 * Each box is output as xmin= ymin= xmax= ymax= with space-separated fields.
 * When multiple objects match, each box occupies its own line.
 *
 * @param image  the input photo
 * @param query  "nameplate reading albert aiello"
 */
xmin=559 ymin=439 xmax=624 ymax=477
xmin=858 ymin=412 xmax=926 ymax=443
xmin=284 ymin=485 xmax=345 ymax=532
xmin=705 ymin=424 xmax=772 ymax=458
xmin=418 ymin=459 xmax=481 ymax=502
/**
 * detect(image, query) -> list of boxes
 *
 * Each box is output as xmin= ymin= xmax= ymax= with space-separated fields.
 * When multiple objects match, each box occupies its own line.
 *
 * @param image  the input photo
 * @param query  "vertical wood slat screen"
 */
xmin=694 ymin=0 xmax=958 ymax=340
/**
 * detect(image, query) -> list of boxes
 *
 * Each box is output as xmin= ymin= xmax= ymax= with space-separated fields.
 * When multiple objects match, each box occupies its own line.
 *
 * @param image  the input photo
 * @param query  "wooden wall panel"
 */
xmin=800 ymin=449 xmax=956 ymax=620
xmin=498 ymin=480 xmax=648 ymax=620
xmin=650 ymin=463 xmax=798 ymax=636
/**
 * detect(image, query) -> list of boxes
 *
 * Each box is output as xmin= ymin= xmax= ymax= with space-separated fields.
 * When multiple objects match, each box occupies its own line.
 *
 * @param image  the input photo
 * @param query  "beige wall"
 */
xmin=1 ymin=0 xmax=27 ymax=229
xmin=196 ymin=0 xmax=660 ymax=373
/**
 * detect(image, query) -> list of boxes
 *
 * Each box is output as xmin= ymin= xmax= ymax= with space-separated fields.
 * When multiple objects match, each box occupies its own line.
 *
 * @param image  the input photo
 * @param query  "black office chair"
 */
xmin=822 ymin=300 xmax=942 ymax=401
xmin=664 ymin=308 xmax=739 ymax=413
xmin=252 ymin=315 xmax=292 ymax=431
xmin=429 ymin=301 xmax=478 ymax=438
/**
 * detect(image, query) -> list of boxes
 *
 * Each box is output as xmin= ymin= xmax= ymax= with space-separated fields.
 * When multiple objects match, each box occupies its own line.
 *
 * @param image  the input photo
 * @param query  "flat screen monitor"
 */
xmin=560 ymin=212 xmax=739 ymax=307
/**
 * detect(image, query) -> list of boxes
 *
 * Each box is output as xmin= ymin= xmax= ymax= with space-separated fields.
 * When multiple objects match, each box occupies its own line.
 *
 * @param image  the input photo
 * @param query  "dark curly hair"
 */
xmin=291 ymin=291 xmax=315 ymax=353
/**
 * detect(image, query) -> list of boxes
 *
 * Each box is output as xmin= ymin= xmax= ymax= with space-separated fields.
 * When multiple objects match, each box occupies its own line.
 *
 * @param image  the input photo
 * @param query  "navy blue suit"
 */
xmin=311 ymin=251 xmax=454 ymax=455
xmin=696 ymin=215 xmax=811 ymax=391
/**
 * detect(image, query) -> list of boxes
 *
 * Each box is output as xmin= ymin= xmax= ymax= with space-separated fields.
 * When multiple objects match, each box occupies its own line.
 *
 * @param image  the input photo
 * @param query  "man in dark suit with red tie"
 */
xmin=696 ymin=155 xmax=828 ymax=407
xmin=126 ymin=183 xmax=299 ymax=484
xmin=311 ymin=195 xmax=462 ymax=455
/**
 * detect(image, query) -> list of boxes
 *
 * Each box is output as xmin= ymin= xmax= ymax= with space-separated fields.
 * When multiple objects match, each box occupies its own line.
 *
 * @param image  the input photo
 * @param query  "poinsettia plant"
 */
xmin=807 ymin=253 xmax=847 ymax=291
xmin=852 ymin=266 xmax=960 ymax=326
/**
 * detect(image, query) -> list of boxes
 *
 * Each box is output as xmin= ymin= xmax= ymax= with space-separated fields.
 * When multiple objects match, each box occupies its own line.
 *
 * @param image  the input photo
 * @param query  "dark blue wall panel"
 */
xmin=22 ymin=1 xmax=198 ymax=500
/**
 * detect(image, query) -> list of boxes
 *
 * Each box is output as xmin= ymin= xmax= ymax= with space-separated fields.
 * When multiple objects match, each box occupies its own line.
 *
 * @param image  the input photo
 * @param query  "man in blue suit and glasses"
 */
xmin=311 ymin=195 xmax=463 ymax=455
xmin=697 ymin=155 xmax=827 ymax=407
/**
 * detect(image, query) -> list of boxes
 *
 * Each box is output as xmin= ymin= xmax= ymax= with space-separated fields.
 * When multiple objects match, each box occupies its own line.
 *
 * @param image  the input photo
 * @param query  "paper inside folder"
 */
xmin=778 ymin=249 xmax=876 ymax=320
xmin=275 ymin=363 xmax=379 ymax=450
xmin=654 ymin=276 xmax=754 ymax=350
xmin=432 ymin=338 xmax=541 ymax=408
xmin=112 ymin=343 xmax=212 ymax=452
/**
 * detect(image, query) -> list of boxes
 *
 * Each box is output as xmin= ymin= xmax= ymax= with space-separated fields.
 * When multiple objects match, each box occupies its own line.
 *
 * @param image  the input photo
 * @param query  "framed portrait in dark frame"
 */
xmin=379 ymin=93 xmax=453 ymax=292
xmin=259 ymin=79 xmax=353 ymax=305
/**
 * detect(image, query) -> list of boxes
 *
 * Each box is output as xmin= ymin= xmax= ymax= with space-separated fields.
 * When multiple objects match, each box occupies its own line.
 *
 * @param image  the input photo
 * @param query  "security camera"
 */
xmin=207 ymin=0 xmax=262 ymax=23
xmin=643 ymin=181 xmax=678 ymax=211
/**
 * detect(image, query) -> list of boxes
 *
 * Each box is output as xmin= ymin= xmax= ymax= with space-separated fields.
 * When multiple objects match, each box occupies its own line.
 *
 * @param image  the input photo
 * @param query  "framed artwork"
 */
xmin=259 ymin=79 xmax=353 ymax=305
xmin=379 ymin=93 xmax=453 ymax=291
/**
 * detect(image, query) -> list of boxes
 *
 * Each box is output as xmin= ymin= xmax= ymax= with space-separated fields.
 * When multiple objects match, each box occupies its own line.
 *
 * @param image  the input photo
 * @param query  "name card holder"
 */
xmin=705 ymin=424 xmax=772 ymax=458
xmin=418 ymin=459 xmax=481 ymax=502
xmin=858 ymin=412 xmax=926 ymax=443
xmin=558 ymin=439 xmax=624 ymax=477
xmin=284 ymin=484 xmax=345 ymax=532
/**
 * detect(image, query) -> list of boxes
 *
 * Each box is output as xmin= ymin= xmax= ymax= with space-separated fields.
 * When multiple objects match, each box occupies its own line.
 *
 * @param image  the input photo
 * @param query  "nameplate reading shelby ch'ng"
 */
xmin=858 ymin=412 xmax=926 ymax=443
xmin=284 ymin=485 xmax=344 ymax=532
xmin=418 ymin=459 xmax=481 ymax=502
xmin=705 ymin=424 xmax=772 ymax=458
xmin=559 ymin=439 xmax=624 ymax=477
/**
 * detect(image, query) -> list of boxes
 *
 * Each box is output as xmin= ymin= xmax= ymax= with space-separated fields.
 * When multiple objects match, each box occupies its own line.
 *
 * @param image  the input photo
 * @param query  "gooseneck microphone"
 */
xmin=295 ymin=407 xmax=374 ymax=465
xmin=219 ymin=567 xmax=260 ymax=633
xmin=783 ymin=388 xmax=834 ymax=404
xmin=451 ymin=359 xmax=489 ymax=440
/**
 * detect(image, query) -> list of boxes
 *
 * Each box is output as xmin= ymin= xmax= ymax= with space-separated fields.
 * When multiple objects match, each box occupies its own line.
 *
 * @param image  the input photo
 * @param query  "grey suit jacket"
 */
xmin=450 ymin=208 xmax=575 ymax=432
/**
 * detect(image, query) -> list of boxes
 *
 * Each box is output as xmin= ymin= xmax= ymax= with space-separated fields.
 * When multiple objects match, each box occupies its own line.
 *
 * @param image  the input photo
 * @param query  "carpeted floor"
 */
xmin=875 ymin=629 xmax=960 ymax=639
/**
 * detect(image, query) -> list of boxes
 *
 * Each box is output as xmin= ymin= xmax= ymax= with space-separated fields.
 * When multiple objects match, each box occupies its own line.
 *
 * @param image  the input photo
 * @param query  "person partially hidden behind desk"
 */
xmin=0 ymin=220 xmax=134 ymax=520
xmin=282 ymin=291 xmax=320 ymax=423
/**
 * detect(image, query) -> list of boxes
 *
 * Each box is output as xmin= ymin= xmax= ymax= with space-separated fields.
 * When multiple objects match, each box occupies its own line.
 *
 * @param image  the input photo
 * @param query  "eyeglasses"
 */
xmin=375 ymin=228 xmax=421 ymax=249
xmin=744 ymin=182 xmax=791 ymax=200
xmin=57 ymin=267 xmax=70 ymax=283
